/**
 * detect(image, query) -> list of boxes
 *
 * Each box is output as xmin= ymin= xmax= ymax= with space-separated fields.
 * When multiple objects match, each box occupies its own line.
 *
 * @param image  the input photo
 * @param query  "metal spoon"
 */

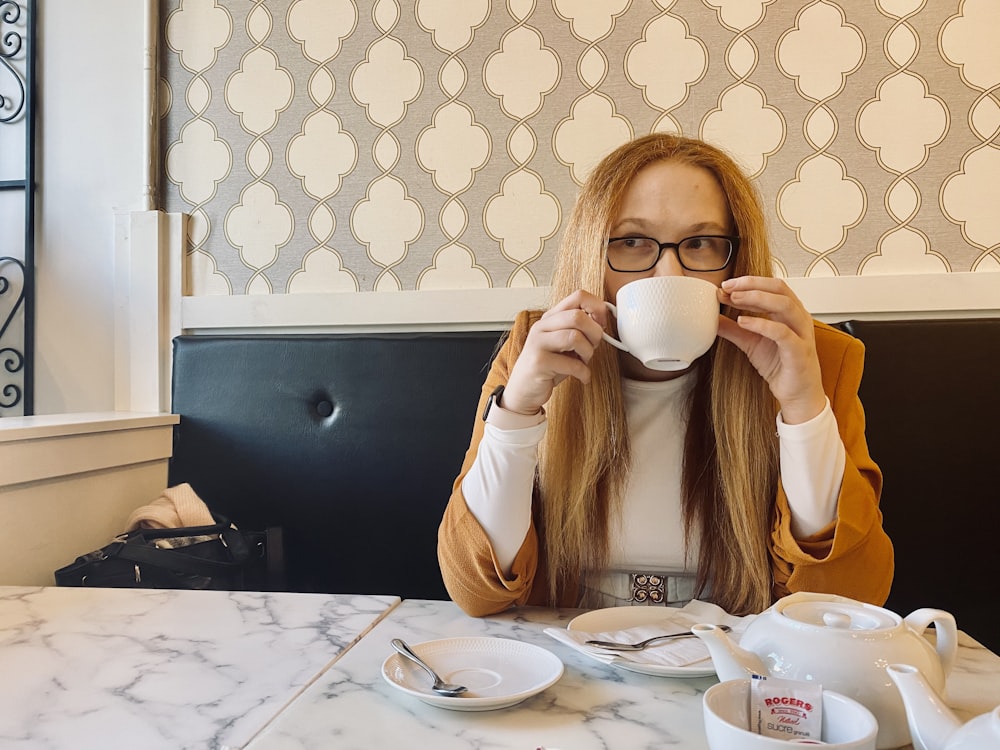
xmin=585 ymin=624 xmax=732 ymax=651
xmin=390 ymin=638 xmax=468 ymax=697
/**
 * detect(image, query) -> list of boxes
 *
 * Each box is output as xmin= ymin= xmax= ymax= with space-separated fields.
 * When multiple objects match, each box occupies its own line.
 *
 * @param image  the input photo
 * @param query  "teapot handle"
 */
xmin=904 ymin=608 xmax=958 ymax=676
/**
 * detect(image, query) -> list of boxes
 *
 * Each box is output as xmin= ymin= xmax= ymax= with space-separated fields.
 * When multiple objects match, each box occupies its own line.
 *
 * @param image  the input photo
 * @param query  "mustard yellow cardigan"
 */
xmin=438 ymin=312 xmax=893 ymax=616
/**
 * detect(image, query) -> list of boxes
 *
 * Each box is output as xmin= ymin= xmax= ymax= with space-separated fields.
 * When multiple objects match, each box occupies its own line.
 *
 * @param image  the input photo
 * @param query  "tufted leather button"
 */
xmin=315 ymin=400 xmax=333 ymax=417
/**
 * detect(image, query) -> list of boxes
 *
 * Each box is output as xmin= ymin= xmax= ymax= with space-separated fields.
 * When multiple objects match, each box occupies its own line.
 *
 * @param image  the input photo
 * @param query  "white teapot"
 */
xmin=887 ymin=663 xmax=1000 ymax=750
xmin=693 ymin=592 xmax=958 ymax=750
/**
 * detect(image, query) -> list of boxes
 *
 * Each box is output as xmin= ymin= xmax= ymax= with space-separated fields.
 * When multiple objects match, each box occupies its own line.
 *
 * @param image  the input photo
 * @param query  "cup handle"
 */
xmin=602 ymin=302 xmax=629 ymax=352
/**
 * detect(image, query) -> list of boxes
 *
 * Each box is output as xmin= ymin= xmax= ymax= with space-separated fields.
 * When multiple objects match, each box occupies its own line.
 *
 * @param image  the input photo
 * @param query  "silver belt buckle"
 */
xmin=629 ymin=572 xmax=666 ymax=605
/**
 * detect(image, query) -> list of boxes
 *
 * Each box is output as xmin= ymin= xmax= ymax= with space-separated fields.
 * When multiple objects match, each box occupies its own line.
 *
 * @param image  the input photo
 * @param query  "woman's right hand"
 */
xmin=500 ymin=290 xmax=610 ymax=416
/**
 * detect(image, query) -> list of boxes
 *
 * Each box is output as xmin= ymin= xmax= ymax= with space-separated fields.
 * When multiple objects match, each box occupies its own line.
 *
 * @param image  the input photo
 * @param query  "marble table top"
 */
xmin=0 ymin=586 xmax=399 ymax=750
xmin=245 ymin=598 xmax=1000 ymax=750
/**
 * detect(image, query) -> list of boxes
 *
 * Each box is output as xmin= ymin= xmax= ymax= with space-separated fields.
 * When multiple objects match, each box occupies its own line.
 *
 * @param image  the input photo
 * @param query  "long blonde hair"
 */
xmin=538 ymin=133 xmax=779 ymax=615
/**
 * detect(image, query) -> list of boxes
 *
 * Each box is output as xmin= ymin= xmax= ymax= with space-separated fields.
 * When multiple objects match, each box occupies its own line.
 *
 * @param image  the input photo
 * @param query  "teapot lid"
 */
xmin=776 ymin=593 xmax=899 ymax=632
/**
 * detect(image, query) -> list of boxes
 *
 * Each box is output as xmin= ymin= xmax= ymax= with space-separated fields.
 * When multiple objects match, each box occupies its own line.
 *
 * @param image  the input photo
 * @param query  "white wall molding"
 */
xmin=0 ymin=412 xmax=179 ymax=487
xmin=0 ymin=412 xmax=179 ymax=587
xmin=790 ymin=272 xmax=999 ymax=321
xmin=115 ymin=210 xmax=185 ymax=410
xmin=178 ymin=271 xmax=998 ymax=334
xmin=181 ymin=286 xmax=553 ymax=333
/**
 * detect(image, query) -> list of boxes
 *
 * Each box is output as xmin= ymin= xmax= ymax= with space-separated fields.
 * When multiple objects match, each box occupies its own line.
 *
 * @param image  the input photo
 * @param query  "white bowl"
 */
xmin=704 ymin=679 xmax=878 ymax=750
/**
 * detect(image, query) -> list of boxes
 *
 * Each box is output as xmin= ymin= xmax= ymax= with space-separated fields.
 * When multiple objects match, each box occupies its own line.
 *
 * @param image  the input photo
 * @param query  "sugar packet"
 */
xmin=750 ymin=673 xmax=824 ymax=742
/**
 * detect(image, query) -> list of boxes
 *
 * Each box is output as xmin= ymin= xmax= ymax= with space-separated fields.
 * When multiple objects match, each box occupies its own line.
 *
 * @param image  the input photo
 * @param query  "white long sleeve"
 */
xmin=461 ymin=412 xmax=545 ymax=574
xmin=777 ymin=398 xmax=846 ymax=537
xmin=462 ymin=389 xmax=847 ymax=575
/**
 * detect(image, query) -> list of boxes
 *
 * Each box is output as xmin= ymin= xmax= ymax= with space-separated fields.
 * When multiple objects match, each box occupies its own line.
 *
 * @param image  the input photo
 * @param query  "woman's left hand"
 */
xmin=716 ymin=276 xmax=826 ymax=424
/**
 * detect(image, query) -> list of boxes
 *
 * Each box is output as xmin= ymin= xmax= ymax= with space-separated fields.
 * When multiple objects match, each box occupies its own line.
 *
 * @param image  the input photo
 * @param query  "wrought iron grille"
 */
xmin=0 ymin=0 xmax=33 ymax=415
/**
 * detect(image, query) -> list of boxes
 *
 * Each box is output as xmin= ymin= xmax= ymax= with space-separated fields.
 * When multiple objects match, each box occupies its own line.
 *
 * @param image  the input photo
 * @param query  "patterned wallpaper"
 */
xmin=160 ymin=0 xmax=999 ymax=297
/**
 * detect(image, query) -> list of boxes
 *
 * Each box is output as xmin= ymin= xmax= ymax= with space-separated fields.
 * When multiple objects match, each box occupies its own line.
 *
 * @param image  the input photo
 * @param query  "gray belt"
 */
xmin=584 ymin=570 xmax=697 ymax=608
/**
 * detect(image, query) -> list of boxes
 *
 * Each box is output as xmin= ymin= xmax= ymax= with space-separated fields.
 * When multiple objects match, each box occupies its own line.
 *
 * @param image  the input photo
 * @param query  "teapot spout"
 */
xmin=887 ymin=663 xmax=962 ymax=750
xmin=692 ymin=623 xmax=767 ymax=681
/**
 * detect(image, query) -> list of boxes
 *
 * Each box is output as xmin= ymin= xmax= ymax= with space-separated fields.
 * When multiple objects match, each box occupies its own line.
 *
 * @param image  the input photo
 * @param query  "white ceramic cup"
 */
xmin=602 ymin=275 xmax=720 ymax=371
xmin=703 ymin=679 xmax=879 ymax=750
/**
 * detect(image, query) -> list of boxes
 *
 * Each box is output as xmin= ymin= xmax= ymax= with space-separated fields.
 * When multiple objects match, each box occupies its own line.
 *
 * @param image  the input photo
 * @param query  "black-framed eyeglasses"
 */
xmin=606 ymin=235 xmax=739 ymax=273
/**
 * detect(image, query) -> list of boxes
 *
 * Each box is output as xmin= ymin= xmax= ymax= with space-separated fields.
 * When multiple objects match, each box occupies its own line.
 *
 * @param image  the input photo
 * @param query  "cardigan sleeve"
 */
xmin=437 ymin=311 xmax=546 ymax=616
xmin=770 ymin=322 xmax=894 ymax=605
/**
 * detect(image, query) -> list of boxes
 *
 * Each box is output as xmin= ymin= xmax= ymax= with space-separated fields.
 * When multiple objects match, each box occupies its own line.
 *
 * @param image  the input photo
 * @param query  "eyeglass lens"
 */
xmin=606 ymin=236 xmax=734 ymax=272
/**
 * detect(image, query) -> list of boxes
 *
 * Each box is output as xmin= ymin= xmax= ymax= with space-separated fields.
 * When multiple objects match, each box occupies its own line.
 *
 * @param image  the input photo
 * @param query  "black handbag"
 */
xmin=54 ymin=516 xmax=284 ymax=591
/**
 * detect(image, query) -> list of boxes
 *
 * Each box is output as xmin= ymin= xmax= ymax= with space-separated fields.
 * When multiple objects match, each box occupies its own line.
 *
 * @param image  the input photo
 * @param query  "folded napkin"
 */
xmin=544 ymin=599 xmax=753 ymax=668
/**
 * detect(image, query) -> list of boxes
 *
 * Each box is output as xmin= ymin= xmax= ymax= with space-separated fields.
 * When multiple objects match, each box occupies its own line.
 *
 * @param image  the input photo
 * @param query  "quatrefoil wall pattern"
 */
xmin=160 ymin=0 xmax=999 ymax=296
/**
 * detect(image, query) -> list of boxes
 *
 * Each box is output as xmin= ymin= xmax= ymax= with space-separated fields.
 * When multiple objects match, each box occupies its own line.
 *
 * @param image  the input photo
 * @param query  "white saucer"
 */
xmin=567 ymin=606 xmax=719 ymax=678
xmin=382 ymin=636 xmax=564 ymax=711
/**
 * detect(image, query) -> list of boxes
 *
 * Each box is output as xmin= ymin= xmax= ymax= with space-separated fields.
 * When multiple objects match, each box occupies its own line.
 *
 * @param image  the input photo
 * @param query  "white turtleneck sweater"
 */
xmin=462 ymin=372 xmax=846 ymax=578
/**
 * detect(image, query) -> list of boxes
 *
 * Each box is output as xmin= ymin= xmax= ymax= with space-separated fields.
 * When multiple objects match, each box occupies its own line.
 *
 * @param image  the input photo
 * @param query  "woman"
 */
xmin=438 ymin=133 xmax=892 ymax=617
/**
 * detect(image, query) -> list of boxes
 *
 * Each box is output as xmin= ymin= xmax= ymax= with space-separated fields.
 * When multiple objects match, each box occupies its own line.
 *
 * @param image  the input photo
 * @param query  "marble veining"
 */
xmin=247 ymin=600 xmax=719 ymax=750
xmin=0 ymin=586 xmax=398 ymax=750
xmin=6 ymin=588 xmax=996 ymax=750
xmin=246 ymin=599 xmax=1000 ymax=750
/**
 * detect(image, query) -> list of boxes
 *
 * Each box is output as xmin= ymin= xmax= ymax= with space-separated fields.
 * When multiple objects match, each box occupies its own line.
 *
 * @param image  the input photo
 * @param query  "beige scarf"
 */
xmin=125 ymin=484 xmax=217 ymax=548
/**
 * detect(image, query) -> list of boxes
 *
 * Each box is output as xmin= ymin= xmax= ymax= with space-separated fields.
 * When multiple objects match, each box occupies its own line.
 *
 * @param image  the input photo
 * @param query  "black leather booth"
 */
xmin=168 ymin=332 xmax=502 ymax=601
xmin=834 ymin=318 xmax=1000 ymax=653
xmin=168 ymin=318 xmax=999 ymax=651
